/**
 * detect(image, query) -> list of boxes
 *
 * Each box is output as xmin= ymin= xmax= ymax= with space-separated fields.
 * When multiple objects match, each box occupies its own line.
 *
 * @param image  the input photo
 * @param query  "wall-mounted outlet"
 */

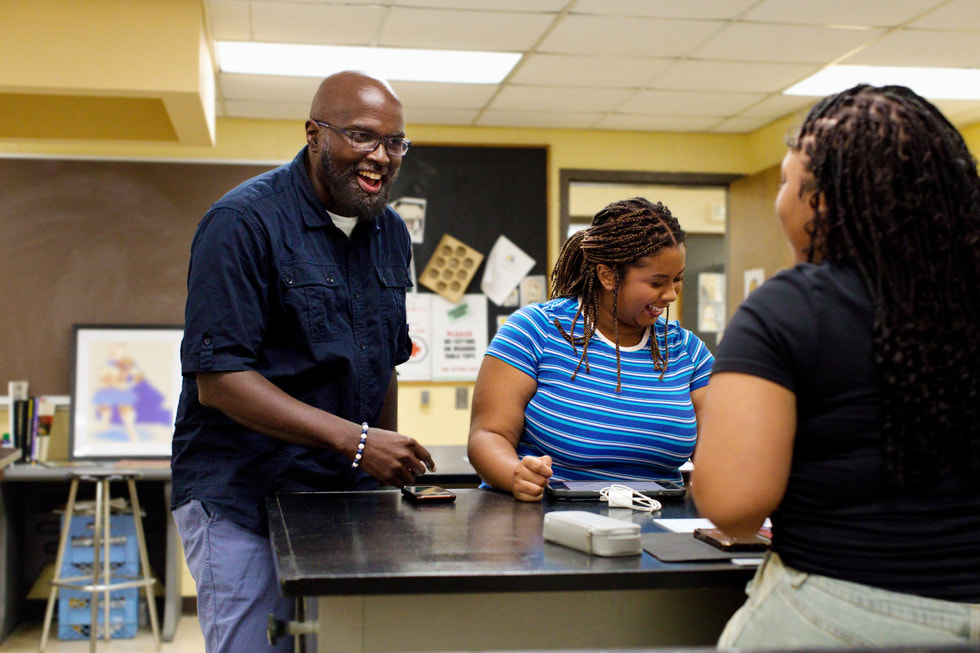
xmin=455 ymin=386 xmax=469 ymax=410
xmin=420 ymin=390 xmax=430 ymax=407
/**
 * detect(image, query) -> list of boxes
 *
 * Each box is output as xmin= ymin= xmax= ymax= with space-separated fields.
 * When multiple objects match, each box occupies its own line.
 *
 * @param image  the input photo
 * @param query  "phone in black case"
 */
xmin=401 ymin=485 xmax=456 ymax=504
xmin=693 ymin=527 xmax=770 ymax=551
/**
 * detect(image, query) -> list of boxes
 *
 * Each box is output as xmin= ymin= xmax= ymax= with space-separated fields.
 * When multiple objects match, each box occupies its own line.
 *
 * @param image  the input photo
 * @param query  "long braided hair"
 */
xmin=550 ymin=197 xmax=686 ymax=391
xmin=794 ymin=84 xmax=980 ymax=487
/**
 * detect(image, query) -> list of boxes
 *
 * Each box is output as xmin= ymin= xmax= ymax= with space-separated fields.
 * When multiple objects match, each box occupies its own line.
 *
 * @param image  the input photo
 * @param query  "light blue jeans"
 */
xmin=173 ymin=500 xmax=294 ymax=653
xmin=719 ymin=551 xmax=980 ymax=649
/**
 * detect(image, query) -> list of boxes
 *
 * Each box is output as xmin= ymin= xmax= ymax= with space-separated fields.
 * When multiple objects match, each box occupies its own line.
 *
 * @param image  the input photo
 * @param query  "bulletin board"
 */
xmin=389 ymin=145 xmax=549 ymax=380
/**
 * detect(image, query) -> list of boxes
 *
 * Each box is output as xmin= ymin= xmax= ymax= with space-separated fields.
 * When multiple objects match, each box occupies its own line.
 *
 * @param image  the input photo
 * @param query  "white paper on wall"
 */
xmin=698 ymin=272 xmax=725 ymax=333
xmin=519 ymin=275 xmax=547 ymax=306
xmin=431 ymin=294 xmax=488 ymax=381
xmin=391 ymin=197 xmax=427 ymax=244
xmin=480 ymin=235 xmax=536 ymax=306
xmin=744 ymin=268 xmax=765 ymax=298
xmin=396 ymin=293 xmax=433 ymax=381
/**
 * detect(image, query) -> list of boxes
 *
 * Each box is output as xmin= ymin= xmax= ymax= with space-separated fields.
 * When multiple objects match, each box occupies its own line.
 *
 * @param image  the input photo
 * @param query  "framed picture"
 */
xmin=70 ymin=324 xmax=183 ymax=460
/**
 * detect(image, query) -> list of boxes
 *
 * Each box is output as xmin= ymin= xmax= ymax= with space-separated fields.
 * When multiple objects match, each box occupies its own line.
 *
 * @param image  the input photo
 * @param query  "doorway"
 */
xmin=559 ymin=170 xmax=740 ymax=352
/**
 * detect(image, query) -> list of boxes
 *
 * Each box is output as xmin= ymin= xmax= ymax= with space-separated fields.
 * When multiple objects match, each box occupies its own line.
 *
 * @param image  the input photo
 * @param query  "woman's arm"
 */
xmin=691 ymin=372 xmax=796 ymax=537
xmin=468 ymin=355 xmax=548 ymax=501
xmin=688 ymin=384 xmax=708 ymax=464
xmin=691 ymin=384 xmax=709 ymax=428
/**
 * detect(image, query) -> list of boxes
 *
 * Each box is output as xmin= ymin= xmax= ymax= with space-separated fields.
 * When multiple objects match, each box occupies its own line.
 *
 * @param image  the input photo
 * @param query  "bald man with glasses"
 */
xmin=171 ymin=71 xmax=434 ymax=652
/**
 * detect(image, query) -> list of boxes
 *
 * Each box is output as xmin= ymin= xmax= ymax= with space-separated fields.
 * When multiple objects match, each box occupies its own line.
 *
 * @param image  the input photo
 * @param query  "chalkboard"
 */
xmin=389 ymin=145 xmax=548 ymax=340
xmin=0 ymin=145 xmax=548 ymax=393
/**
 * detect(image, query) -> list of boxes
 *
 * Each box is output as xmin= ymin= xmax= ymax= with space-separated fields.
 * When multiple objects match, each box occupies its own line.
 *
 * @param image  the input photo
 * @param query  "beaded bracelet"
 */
xmin=351 ymin=422 xmax=368 ymax=468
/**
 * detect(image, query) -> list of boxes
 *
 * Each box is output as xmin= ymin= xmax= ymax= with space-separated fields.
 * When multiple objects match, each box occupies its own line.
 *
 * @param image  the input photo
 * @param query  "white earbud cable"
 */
xmin=598 ymin=484 xmax=662 ymax=512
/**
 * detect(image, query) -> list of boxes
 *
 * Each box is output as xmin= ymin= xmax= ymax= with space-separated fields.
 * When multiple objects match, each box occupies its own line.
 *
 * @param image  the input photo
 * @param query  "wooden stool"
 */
xmin=40 ymin=471 xmax=160 ymax=651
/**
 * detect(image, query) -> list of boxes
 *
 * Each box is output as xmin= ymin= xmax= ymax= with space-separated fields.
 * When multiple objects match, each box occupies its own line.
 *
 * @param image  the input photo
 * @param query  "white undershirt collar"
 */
xmin=327 ymin=210 xmax=358 ymax=238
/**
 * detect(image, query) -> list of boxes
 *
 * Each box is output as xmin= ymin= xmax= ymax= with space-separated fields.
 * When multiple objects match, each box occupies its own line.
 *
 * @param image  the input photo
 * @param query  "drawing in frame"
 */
xmin=70 ymin=324 xmax=183 ymax=460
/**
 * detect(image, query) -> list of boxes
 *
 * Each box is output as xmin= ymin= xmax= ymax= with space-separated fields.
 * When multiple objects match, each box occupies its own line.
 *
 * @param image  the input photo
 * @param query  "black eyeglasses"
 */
xmin=311 ymin=119 xmax=411 ymax=156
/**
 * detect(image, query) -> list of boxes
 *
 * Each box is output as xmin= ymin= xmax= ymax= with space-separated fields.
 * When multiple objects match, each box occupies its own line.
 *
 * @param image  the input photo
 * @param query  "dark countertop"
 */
xmin=0 ymin=445 xmax=478 ymax=486
xmin=0 ymin=447 xmax=20 ymax=470
xmin=267 ymin=487 xmax=754 ymax=597
xmin=0 ymin=459 xmax=172 ymax=482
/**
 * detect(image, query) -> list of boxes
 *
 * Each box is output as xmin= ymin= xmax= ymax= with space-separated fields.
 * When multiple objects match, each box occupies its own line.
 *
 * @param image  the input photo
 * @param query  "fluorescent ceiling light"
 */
xmin=784 ymin=65 xmax=980 ymax=100
xmin=216 ymin=41 xmax=520 ymax=84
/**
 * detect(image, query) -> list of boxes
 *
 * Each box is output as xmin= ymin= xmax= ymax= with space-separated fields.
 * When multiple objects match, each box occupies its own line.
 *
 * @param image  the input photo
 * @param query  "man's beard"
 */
xmin=317 ymin=149 xmax=397 ymax=220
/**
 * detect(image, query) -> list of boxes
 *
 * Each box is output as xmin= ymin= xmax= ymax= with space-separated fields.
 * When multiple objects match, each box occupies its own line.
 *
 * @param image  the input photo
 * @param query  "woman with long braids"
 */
xmin=469 ymin=197 xmax=713 ymax=501
xmin=693 ymin=85 xmax=980 ymax=648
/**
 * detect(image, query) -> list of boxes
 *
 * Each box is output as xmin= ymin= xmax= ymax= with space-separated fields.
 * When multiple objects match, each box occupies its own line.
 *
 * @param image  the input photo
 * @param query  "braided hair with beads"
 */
xmin=793 ymin=84 xmax=980 ymax=488
xmin=550 ymin=197 xmax=686 ymax=391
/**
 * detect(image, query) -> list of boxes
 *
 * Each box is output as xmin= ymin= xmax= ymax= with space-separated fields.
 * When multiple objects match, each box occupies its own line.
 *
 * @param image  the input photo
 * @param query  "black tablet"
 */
xmin=546 ymin=479 xmax=686 ymax=501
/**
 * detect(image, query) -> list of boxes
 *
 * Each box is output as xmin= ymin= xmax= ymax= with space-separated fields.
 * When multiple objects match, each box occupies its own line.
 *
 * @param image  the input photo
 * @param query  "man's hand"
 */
xmin=512 ymin=455 xmax=553 ymax=502
xmin=357 ymin=428 xmax=435 ymax=487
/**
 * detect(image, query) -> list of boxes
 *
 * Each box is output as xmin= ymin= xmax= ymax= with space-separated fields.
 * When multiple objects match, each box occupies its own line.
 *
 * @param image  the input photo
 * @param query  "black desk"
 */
xmin=0 ymin=445 xmax=477 ymax=645
xmin=0 ymin=462 xmax=181 ymax=643
xmin=0 ymin=447 xmax=20 ymax=470
xmin=268 ymin=488 xmax=752 ymax=652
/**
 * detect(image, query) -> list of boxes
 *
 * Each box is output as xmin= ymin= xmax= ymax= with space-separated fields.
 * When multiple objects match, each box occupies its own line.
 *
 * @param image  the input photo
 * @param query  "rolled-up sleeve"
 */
xmin=181 ymin=208 xmax=269 ymax=376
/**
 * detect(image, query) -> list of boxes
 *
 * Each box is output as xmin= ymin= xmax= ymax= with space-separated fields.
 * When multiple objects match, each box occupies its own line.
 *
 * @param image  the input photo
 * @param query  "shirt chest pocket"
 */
xmin=279 ymin=264 xmax=344 ymax=343
xmin=375 ymin=265 xmax=412 ymax=341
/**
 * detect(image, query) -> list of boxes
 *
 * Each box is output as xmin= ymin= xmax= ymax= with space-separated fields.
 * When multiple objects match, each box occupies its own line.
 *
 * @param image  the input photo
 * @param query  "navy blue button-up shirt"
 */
xmin=172 ymin=147 xmax=413 ymax=533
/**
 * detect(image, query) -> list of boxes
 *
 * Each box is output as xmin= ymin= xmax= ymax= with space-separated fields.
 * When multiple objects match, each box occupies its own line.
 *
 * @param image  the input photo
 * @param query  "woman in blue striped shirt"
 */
xmin=469 ymin=197 xmax=714 ymax=501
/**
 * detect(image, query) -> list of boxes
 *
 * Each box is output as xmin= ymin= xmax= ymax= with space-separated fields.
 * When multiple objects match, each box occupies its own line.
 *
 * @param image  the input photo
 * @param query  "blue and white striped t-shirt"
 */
xmin=486 ymin=296 xmax=714 ymax=484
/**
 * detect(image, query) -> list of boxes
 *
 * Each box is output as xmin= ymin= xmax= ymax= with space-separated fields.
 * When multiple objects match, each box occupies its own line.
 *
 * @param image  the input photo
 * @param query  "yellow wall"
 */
xmin=3 ymin=112 xmax=980 ymax=448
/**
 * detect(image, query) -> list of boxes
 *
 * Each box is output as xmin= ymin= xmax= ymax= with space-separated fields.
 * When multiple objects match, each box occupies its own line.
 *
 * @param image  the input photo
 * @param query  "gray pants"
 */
xmin=720 ymin=551 xmax=980 ymax=649
xmin=173 ymin=500 xmax=294 ymax=653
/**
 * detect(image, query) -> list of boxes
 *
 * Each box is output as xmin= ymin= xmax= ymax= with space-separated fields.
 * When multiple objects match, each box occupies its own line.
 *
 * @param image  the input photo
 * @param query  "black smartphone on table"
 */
xmin=401 ymin=485 xmax=457 ymax=504
xmin=545 ymin=479 xmax=686 ymax=501
xmin=693 ymin=527 xmax=770 ymax=552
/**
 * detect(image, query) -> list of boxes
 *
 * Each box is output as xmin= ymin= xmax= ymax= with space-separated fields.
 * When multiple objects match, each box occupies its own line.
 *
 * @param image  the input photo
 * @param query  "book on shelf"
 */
xmin=5 ymin=381 xmax=28 ymax=448
xmin=35 ymin=396 xmax=56 ymax=463
xmin=4 ymin=383 xmax=57 ymax=464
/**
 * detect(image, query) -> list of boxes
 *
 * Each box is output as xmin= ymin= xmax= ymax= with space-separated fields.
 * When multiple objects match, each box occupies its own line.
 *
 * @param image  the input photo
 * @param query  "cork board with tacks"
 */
xmin=419 ymin=234 xmax=485 ymax=304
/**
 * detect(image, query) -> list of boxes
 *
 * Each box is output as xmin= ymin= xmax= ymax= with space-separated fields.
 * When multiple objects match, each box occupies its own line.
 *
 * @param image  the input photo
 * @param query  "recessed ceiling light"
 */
xmin=216 ymin=41 xmax=521 ymax=84
xmin=784 ymin=65 xmax=980 ymax=100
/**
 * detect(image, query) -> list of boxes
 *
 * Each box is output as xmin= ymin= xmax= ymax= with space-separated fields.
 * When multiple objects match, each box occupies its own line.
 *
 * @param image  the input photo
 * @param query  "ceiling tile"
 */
xmin=742 ymin=0 xmax=946 ymax=27
xmin=930 ymin=99 xmax=980 ymax=126
xmin=489 ymin=85 xmax=634 ymax=113
xmin=204 ymin=0 xmax=980 ymax=135
xmin=690 ymin=22 xmax=884 ymax=64
xmin=618 ymin=90 xmax=765 ymax=116
xmin=249 ymin=2 xmax=385 ymax=45
xmin=649 ymin=60 xmax=820 ymax=93
xmin=379 ymin=8 xmax=556 ymax=50
xmin=207 ymin=0 xmax=252 ymax=41
xmin=709 ymin=116 xmax=775 ymax=133
xmin=388 ymin=81 xmax=499 ymax=109
xmin=510 ymin=54 xmax=673 ymax=88
xmin=595 ymin=114 xmax=723 ymax=131
xmin=841 ymin=29 xmax=980 ymax=67
xmin=223 ymin=99 xmax=310 ymax=121
xmin=736 ymin=94 xmax=815 ymax=119
xmin=391 ymin=0 xmax=568 ymax=10
xmin=407 ymin=107 xmax=481 ymax=126
xmin=910 ymin=0 xmax=980 ymax=30
xmin=475 ymin=110 xmax=601 ymax=129
xmin=538 ymin=15 xmax=725 ymax=57
xmin=572 ymin=0 xmax=758 ymax=20
xmin=219 ymin=73 xmax=321 ymax=102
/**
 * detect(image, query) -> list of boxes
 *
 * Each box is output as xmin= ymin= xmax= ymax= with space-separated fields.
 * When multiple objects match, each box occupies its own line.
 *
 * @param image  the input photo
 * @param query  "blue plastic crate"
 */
xmin=57 ymin=587 xmax=138 ymax=640
xmin=62 ymin=514 xmax=139 ymax=567
xmin=58 ymin=560 xmax=139 ymax=583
